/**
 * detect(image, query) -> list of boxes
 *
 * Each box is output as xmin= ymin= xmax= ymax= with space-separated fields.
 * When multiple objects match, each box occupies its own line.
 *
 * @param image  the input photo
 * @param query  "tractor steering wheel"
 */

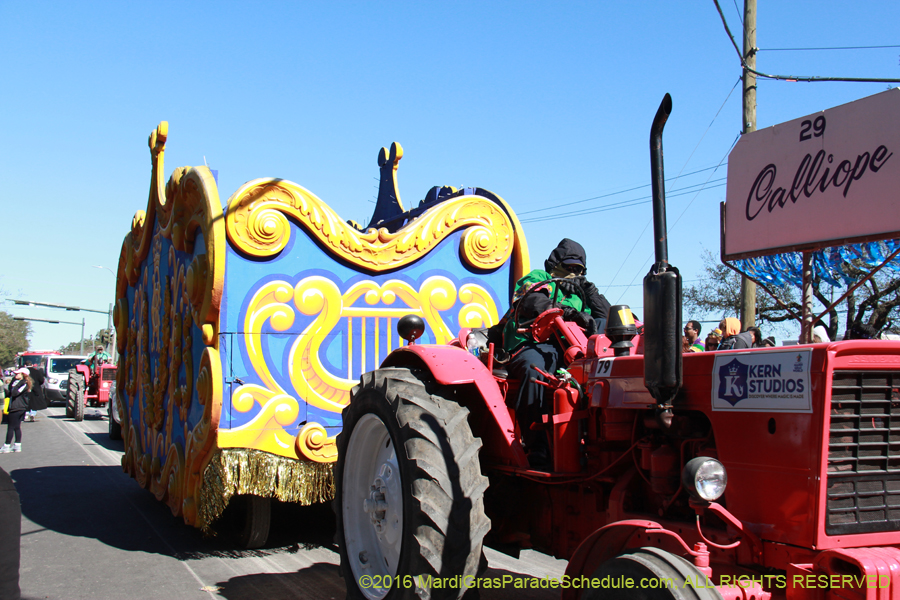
xmin=512 ymin=277 xmax=589 ymax=334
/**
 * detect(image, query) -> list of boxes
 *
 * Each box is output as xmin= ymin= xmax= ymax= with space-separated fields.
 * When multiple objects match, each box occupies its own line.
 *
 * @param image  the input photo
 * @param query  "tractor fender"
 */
xmin=561 ymin=520 xmax=662 ymax=600
xmin=383 ymin=345 xmax=528 ymax=467
xmin=75 ymin=364 xmax=91 ymax=381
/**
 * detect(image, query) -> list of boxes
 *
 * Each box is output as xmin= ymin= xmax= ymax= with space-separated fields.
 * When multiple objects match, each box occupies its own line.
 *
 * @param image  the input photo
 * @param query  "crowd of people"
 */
xmin=682 ymin=317 xmax=776 ymax=352
xmin=681 ymin=317 xmax=884 ymax=352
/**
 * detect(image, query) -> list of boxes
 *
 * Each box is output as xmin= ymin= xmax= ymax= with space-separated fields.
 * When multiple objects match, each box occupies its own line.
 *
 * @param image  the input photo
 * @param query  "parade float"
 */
xmin=113 ymin=122 xmax=529 ymax=544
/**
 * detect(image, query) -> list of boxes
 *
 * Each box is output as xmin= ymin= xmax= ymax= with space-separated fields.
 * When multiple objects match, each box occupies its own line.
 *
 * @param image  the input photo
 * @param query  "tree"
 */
xmin=58 ymin=328 xmax=112 ymax=356
xmin=683 ymin=250 xmax=799 ymax=336
xmin=0 ymin=310 xmax=31 ymax=367
xmin=684 ymin=250 xmax=900 ymax=340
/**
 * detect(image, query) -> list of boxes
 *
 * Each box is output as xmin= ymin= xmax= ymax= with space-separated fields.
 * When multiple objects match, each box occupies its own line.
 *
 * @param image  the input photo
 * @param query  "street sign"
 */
xmin=723 ymin=88 xmax=900 ymax=260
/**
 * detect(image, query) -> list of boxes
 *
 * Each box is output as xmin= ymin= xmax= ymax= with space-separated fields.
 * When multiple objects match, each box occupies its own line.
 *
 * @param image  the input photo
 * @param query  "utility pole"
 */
xmin=739 ymin=0 xmax=757 ymax=330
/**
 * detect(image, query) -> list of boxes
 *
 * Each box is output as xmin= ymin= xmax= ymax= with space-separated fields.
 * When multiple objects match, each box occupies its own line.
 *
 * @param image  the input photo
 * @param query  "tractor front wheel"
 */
xmin=69 ymin=373 xmax=85 ymax=422
xmin=334 ymin=367 xmax=490 ymax=600
xmin=584 ymin=548 xmax=723 ymax=600
xmin=65 ymin=370 xmax=79 ymax=418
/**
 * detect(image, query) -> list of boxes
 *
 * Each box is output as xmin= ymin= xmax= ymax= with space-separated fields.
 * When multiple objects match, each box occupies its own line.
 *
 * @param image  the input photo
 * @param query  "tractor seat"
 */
xmin=492 ymin=368 xmax=509 ymax=379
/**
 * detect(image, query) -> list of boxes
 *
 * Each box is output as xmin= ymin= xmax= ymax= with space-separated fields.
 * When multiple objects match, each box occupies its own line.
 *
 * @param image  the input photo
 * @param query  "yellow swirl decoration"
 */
xmin=225 ymin=179 xmax=517 ymax=272
xmin=458 ymin=283 xmax=501 ymax=329
xmin=296 ymin=423 xmax=338 ymax=462
xmin=218 ymin=393 xmax=301 ymax=454
xmin=220 ymin=274 xmax=498 ymax=462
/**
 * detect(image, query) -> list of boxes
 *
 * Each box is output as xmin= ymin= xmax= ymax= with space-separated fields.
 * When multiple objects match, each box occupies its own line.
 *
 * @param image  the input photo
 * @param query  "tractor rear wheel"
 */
xmin=70 ymin=373 xmax=85 ymax=422
xmin=335 ymin=367 xmax=490 ymax=600
xmin=583 ymin=547 xmax=724 ymax=600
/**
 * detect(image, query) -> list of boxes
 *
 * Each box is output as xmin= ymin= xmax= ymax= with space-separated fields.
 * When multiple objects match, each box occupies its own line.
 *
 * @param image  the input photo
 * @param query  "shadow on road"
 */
xmin=83 ymin=431 xmax=124 ymax=452
xmin=215 ymin=562 xmax=343 ymax=599
xmin=10 ymin=465 xmax=337 ymax=560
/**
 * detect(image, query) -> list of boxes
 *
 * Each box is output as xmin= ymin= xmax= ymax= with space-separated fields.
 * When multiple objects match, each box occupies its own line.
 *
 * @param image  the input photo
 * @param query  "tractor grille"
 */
xmin=102 ymin=368 xmax=117 ymax=381
xmin=826 ymin=370 xmax=900 ymax=535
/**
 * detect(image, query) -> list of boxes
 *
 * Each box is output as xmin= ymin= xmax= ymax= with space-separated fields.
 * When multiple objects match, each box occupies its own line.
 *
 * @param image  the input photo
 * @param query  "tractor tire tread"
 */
xmin=336 ymin=366 xmax=490 ymax=600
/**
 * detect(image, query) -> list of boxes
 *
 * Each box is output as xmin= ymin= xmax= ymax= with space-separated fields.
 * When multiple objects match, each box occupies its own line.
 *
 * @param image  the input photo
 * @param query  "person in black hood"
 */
xmin=495 ymin=238 xmax=610 ymax=469
xmin=24 ymin=365 xmax=46 ymax=422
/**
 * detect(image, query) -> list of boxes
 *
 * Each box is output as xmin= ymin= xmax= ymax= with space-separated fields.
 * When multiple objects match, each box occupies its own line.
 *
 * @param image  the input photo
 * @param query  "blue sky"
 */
xmin=2 ymin=1 xmax=898 ymax=350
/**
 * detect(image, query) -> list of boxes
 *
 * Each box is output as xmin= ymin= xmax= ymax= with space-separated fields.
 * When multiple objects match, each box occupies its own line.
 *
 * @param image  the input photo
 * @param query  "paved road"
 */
xmin=1 ymin=406 xmax=566 ymax=600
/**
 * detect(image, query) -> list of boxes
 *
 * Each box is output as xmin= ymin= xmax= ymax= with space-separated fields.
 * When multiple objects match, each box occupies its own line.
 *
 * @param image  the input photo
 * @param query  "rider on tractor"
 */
xmin=490 ymin=238 xmax=611 ymax=468
xmin=85 ymin=345 xmax=110 ymax=374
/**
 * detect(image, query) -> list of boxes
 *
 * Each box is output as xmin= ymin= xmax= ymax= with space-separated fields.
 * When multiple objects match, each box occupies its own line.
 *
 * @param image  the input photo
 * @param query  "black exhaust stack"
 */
xmin=643 ymin=94 xmax=682 ymax=408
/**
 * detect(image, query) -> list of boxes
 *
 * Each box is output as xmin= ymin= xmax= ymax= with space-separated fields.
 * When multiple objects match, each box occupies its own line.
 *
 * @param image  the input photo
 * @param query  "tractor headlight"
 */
xmin=682 ymin=457 xmax=727 ymax=502
xmin=48 ymin=377 xmax=59 ymax=385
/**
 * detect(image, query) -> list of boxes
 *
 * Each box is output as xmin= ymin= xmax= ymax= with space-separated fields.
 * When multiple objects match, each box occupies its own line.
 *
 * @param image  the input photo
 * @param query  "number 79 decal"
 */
xmin=594 ymin=358 xmax=614 ymax=377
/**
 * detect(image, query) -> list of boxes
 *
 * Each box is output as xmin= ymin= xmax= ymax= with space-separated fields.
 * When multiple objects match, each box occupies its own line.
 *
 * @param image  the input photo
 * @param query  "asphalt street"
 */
xmin=0 ymin=406 xmax=566 ymax=600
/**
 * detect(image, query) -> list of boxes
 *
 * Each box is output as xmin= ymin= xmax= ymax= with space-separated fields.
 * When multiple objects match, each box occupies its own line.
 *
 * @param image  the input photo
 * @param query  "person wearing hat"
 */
xmin=85 ymin=345 xmax=110 ymax=373
xmin=705 ymin=328 xmax=722 ymax=351
xmin=2 ymin=368 xmax=33 ymax=453
xmin=492 ymin=238 xmax=610 ymax=468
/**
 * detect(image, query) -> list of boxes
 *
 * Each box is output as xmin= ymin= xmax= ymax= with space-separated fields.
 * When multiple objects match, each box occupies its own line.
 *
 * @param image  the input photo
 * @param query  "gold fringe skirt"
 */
xmin=198 ymin=448 xmax=335 ymax=532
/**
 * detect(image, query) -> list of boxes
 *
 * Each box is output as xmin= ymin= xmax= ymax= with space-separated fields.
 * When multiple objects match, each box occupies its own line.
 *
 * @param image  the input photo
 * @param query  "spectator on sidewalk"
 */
xmin=683 ymin=320 xmax=705 ymax=352
xmin=705 ymin=328 xmax=722 ymax=351
xmin=718 ymin=318 xmax=754 ymax=350
xmin=812 ymin=320 xmax=831 ymax=343
xmin=746 ymin=326 xmax=763 ymax=348
xmin=24 ymin=364 xmax=46 ymax=422
xmin=2 ymin=368 xmax=32 ymax=453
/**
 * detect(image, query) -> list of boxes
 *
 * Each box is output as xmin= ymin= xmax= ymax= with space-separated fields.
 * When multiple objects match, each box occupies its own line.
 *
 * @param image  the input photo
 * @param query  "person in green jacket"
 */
xmin=85 ymin=345 xmax=111 ymax=373
xmin=499 ymin=238 xmax=610 ymax=468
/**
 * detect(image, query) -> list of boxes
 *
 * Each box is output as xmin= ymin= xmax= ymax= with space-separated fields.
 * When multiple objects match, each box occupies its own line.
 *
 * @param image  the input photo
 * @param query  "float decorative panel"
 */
xmin=116 ymin=127 xmax=528 ymax=531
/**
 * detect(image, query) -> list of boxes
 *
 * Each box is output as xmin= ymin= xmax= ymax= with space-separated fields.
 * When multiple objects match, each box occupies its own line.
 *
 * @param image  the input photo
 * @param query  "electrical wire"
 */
xmin=603 ymin=77 xmax=740 ymax=296
xmin=731 ymin=0 xmax=742 ymax=26
xmin=517 ymin=164 xmax=725 ymax=217
xmin=613 ymin=135 xmax=738 ymax=305
xmin=712 ymin=0 xmax=900 ymax=84
xmin=762 ymin=44 xmax=900 ymax=52
xmin=519 ymin=180 xmax=726 ymax=224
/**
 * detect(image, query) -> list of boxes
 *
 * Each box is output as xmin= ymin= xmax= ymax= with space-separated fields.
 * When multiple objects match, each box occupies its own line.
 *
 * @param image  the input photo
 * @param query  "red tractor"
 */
xmin=334 ymin=95 xmax=900 ymax=600
xmin=66 ymin=362 xmax=117 ymax=422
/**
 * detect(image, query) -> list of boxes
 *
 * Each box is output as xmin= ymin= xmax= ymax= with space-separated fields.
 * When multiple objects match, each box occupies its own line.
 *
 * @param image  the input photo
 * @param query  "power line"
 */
xmin=603 ymin=75 xmax=741 ymax=297
xmin=517 ymin=164 xmax=726 ymax=216
xmin=668 ymin=134 xmax=739 ymax=233
xmin=613 ymin=138 xmax=736 ymax=305
xmin=761 ymin=44 xmax=900 ymax=52
xmin=519 ymin=180 xmax=726 ymax=224
xmin=712 ymin=0 xmax=900 ymax=84
xmin=731 ymin=0 xmax=742 ymax=26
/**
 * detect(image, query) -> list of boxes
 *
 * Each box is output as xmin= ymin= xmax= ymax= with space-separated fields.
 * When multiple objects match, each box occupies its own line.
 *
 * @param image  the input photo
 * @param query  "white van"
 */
xmin=43 ymin=355 xmax=89 ymax=404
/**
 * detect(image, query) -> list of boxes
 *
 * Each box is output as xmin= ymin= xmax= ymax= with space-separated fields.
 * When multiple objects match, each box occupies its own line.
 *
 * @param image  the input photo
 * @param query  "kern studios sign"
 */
xmin=723 ymin=88 xmax=900 ymax=260
xmin=712 ymin=349 xmax=812 ymax=413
